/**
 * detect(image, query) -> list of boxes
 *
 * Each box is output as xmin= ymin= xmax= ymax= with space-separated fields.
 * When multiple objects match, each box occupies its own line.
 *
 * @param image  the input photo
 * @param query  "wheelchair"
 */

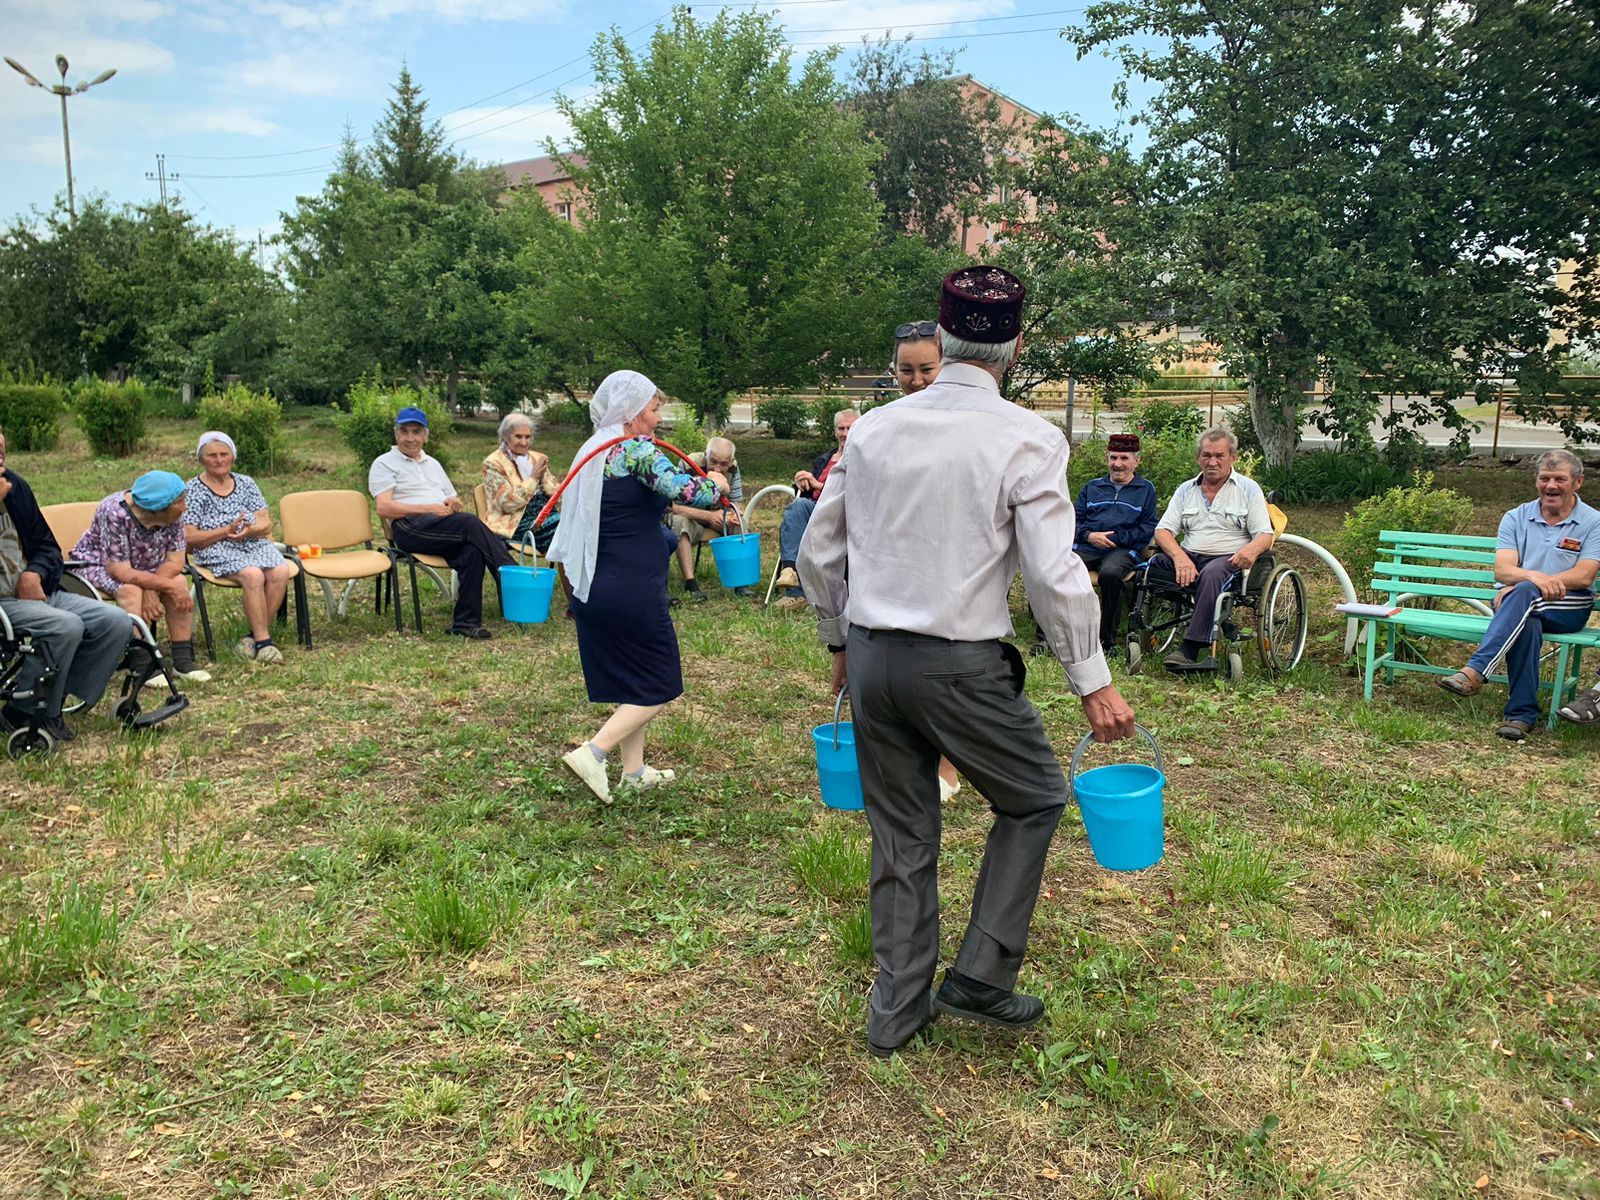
xmin=1123 ymin=503 xmax=1308 ymax=680
xmin=1 ymin=589 xmax=191 ymax=759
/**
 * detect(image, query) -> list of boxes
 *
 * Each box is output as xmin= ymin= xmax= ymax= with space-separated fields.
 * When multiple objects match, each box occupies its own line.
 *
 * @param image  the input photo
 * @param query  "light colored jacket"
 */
xmin=480 ymin=447 xmax=560 ymax=537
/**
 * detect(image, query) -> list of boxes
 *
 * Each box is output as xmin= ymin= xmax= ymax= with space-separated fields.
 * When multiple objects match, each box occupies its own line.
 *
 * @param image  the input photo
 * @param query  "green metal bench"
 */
xmin=1361 ymin=529 xmax=1600 ymax=728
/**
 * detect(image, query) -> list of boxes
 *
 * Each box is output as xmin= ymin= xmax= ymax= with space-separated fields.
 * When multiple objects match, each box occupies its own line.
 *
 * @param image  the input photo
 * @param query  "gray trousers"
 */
xmin=847 ymin=626 xmax=1068 ymax=1047
xmin=0 ymin=590 xmax=133 ymax=719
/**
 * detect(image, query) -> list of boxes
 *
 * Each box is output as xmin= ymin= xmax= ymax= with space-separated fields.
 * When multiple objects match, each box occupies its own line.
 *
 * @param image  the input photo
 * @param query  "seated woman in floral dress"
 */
xmin=183 ymin=431 xmax=297 ymax=663
xmin=481 ymin=412 xmax=562 ymax=554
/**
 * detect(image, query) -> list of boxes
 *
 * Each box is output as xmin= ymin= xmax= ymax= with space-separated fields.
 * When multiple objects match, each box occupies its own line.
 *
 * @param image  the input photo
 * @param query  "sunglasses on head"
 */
xmin=895 ymin=321 xmax=938 ymax=339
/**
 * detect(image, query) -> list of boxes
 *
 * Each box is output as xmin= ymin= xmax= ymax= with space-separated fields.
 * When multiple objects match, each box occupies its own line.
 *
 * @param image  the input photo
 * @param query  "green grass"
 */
xmin=0 ymin=411 xmax=1595 ymax=1198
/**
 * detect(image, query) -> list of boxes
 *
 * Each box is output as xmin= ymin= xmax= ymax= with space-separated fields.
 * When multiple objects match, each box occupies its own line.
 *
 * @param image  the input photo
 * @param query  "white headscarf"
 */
xmin=196 ymin=430 xmax=237 ymax=460
xmin=545 ymin=370 xmax=659 ymax=603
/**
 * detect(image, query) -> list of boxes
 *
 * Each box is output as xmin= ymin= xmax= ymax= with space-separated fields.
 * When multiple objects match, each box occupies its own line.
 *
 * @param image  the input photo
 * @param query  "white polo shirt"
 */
xmin=1156 ymin=471 xmax=1273 ymax=557
xmin=368 ymin=447 xmax=457 ymax=506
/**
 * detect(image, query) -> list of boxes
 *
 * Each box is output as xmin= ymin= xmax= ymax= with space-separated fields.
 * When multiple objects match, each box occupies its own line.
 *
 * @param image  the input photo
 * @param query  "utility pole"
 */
xmin=4 ymin=54 xmax=117 ymax=222
xmin=146 ymin=153 xmax=179 ymax=206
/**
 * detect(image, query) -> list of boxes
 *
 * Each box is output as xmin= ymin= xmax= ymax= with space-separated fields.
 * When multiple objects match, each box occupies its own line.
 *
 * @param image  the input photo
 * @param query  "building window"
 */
xmin=556 ymin=202 xmax=573 ymax=222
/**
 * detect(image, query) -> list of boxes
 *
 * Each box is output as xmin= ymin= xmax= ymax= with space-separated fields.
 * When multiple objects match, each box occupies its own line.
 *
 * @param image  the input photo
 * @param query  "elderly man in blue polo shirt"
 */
xmin=369 ymin=407 xmax=515 ymax=639
xmin=1439 ymin=449 xmax=1600 ymax=741
xmin=1150 ymin=427 xmax=1274 ymax=672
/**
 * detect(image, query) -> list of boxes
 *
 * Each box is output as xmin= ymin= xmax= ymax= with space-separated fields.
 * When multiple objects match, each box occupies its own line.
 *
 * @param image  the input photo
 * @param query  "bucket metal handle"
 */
xmin=831 ymin=688 xmax=849 ymax=751
xmin=1069 ymin=723 xmax=1163 ymax=786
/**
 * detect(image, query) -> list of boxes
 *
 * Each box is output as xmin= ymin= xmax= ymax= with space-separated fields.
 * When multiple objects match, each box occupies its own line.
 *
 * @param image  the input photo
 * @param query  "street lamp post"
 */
xmin=4 ymin=54 xmax=117 ymax=222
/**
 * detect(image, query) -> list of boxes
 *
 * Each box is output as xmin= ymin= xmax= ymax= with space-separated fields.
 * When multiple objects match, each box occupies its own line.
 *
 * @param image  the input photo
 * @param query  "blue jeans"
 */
xmin=1465 ymin=581 xmax=1595 ymax=723
xmin=779 ymin=497 xmax=816 ymax=597
xmin=0 ymin=589 xmax=134 ymax=719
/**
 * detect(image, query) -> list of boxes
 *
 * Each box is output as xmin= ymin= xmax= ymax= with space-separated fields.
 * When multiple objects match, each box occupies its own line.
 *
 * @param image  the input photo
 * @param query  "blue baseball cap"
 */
xmin=131 ymin=469 xmax=186 ymax=511
xmin=395 ymin=406 xmax=429 ymax=428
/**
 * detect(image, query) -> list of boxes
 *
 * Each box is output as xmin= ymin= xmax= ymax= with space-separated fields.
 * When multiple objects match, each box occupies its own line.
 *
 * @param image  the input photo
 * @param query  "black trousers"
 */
xmin=1075 ymin=547 xmax=1138 ymax=649
xmin=847 ymin=625 xmax=1068 ymax=1049
xmin=392 ymin=513 xmax=515 ymax=630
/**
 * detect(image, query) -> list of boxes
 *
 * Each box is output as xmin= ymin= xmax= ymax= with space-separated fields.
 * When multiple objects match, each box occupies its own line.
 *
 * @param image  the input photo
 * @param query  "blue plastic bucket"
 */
xmin=812 ymin=690 xmax=864 ymax=811
xmin=708 ymin=531 xmax=761 ymax=589
xmin=1069 ymin=724 xmax=1165 ymax=871
xmin=500 ymin=565 xmax=557 ymax=624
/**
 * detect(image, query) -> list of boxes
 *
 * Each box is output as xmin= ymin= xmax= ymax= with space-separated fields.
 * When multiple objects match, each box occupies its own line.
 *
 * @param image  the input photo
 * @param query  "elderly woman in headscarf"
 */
xmin=480 ymin=412 xmax=562 ymax=554
xmin=183 ymin=431 xmax=297 ymax=663
xmin=550 ymin=371 xmax=728 ymax=804
xmin=71 ymin=470 xmax=211 ymax=682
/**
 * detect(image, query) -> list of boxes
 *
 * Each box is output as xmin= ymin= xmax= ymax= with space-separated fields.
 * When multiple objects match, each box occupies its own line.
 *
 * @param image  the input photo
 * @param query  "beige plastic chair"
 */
xmin=472 ymin=483 xmax=540 ymax=563
xmin=190 ymin=556 xmax=311 ymax=656
xmin=278 ymin=490 xmax=401 ymax=634
xmin=41 ymin=501 xmax=107 ymax=599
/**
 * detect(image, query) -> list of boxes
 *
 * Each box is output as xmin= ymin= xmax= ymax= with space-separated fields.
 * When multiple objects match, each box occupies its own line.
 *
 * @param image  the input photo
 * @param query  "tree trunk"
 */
xmin=1065 ymin=375 xmax=1077 ymax=442
xmin=446 ymin=362 xmax=460 ymax=413
xmin=1248 ymin=377 xmax=1300 ymax=471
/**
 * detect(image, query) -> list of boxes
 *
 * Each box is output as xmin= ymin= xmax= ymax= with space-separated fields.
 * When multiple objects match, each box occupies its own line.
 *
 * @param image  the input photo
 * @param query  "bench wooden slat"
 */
xmin=1378 ymin=530 xmax=1498 ymax=548
xmin=1387 ymin=547 xmax=1501 ymax=566
xmin=1373 ymin=562 xmax=1499 ymax=584
xmin=1368 ymin=579 xmax=1503 ymax=602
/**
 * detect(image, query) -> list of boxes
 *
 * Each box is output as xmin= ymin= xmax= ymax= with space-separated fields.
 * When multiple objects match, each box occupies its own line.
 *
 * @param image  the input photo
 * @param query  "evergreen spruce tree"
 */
xmin=368 ymin=63 xmax=458 ymax=193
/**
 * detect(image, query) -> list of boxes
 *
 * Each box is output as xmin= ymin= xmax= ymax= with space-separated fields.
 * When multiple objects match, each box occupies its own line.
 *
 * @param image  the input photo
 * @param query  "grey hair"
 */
xmin=706 ymin=436 xmax=736 ymax=462
xmin=1199 ymin=427 xmax=1238 ymax=454
xmin=940 ymin=331 xmax=1021 ymax=373
xmin=1536 ymin=448 xmax=1584 ymax=479
xmin=833 ymin=408 xmax=860 ymax=427
xmin=497 ymin=412 xmax=534 ymax=443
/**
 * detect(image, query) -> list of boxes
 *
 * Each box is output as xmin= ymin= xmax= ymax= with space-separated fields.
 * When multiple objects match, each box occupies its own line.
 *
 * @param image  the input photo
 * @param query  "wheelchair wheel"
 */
xmin=1226 ymin=650 xmax=1245 ymax=681
xmin=1258 ymin=566 xmax=1308 ymax=674
xmin=1129 ymin=592 xmax=1183 ymax=675
xmin=7 ymin=726 xmax=56 ymax=759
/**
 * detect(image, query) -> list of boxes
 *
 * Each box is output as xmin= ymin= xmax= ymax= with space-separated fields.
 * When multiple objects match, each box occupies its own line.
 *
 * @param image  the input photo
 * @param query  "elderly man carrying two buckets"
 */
xmin=797 ymin=265 xmax=1137 ymax=1059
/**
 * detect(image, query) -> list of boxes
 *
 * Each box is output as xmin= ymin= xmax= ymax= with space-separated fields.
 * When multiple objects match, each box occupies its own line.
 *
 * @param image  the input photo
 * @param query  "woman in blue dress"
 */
xmin=549 ymin=371 xmax=728 ymax=804
xmin=184 ymin=431 xmax=298 ymax=664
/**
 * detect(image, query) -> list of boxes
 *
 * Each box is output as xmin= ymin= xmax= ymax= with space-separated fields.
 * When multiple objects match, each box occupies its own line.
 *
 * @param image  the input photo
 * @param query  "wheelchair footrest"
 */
xmin=129 ymin=695 xmax=188 ymax=729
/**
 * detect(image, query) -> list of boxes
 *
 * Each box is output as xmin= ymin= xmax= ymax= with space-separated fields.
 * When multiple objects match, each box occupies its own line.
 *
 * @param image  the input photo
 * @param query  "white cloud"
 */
xmin=173 ymin=108 xmax=284 ymax=137
xmin=443 ymin=102 xmax=578 ymax=164
xmin=8 ymin=0 xmax=172 ymax=24
xmin=229 ymin=49 xmax=380 ymax=98
xmin=2 ymin=33 xmax=176 ymax=78
xmin=780 ymin=0 xmax=1018 ymax=44
xmin=236 ymin=0 xmax=567 ymax=33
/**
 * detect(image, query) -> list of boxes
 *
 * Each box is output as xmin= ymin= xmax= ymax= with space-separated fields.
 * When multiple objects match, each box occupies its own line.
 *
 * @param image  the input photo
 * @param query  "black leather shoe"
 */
xmin=448 ymin=626 xmax=492 ymax=640
xmin=934 ymin=972 xmax=1044 ymax=1029
xmin=46 ymin=717 xmax=75 ymax=743
xmin=868 ymin=1012 xmax=937 ymax=1058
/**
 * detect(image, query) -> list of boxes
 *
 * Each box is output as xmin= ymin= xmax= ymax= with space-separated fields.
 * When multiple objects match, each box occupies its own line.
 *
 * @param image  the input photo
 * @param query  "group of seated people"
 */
xmin=8 ymin=398 xmax=1600 ymax=750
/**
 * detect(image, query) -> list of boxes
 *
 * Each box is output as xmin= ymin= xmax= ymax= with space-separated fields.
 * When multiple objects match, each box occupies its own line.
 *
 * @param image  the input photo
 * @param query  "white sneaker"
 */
xmin=618 ymin=765 xmax=676 ymax=791
xmin=939 ymin=776 xmax=961 ymax=803
xmin=176 ymin=667 xmax=213 ymax=683
xmin=561 ymin=745 xmax=611 ymax=804
xmin=254 ymin=643 xmax=286 ymax=665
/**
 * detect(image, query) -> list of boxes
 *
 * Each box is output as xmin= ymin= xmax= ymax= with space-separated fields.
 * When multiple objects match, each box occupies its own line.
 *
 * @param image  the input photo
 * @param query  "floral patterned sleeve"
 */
xmin=604 ymin=438 xmax=724 ymax=508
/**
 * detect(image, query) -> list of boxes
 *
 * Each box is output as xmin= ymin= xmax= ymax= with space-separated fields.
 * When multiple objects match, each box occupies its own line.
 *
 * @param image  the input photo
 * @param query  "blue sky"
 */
xmin=2 ymin=0 xmax=1145 ymax=242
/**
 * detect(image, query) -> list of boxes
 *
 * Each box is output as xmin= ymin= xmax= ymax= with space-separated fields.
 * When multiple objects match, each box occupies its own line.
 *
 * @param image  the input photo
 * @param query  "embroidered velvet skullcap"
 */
xmin=131 ymin=470 xmax=186 ymax=511
xmin=196 ymin=430 xmax=236 ymax=460
xmin=938 ymin=265 xmax=1027 ymax=344
xmin=1108 ymin=433 xmax=1141 ymax=453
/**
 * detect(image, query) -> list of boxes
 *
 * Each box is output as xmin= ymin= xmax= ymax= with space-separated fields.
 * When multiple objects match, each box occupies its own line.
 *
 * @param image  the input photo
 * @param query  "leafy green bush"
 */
xmin=338 ymin=377 xmax=453 ymax=471
xmin=75 ymin=379 xmax=150 ymax=458
xmin=454 ymin=379 xmax=486 ymax=415
xmin=1133 ymin=396 xmax=1204 ymax=443
xmin=1069 ymin=431 xmax=1202 ymax=512
xmin=197 ymin=384 xmax=285 ymax=475
xmin=1340 ymin=473 xmax=1474 ymax=595
xmin=755 ymin=394 xmax=813 ymax=440
xmin=0 ymin=383 xmax=65 ymax=451
xmin=1260 ymin=451 xmax=1403 ymax=503
xmin=145 ymin=384 xmax=190 ymax=419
